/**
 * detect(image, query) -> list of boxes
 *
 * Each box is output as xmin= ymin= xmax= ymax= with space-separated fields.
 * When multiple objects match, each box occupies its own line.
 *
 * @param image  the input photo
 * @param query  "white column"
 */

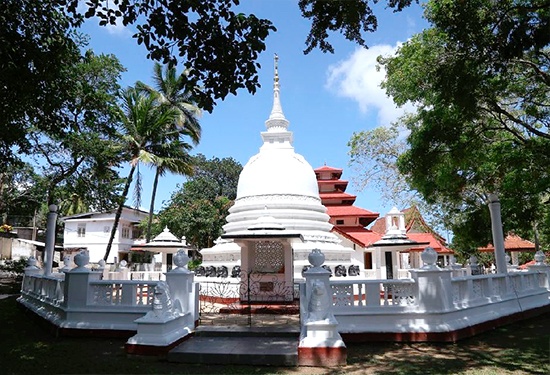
xmin=43 ymin=204 xmax=58 ymax=276
xmin=488 ymin=194 xmax=508 ymax=274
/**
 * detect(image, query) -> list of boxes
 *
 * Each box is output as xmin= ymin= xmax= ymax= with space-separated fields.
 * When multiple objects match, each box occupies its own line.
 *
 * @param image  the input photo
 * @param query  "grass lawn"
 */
xmin=1 ymin=276 xmax=549 ymax=375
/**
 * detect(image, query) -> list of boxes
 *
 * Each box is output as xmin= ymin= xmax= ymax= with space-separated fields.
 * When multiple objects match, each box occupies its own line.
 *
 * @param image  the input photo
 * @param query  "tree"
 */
xmin=70 ymin=0 xmax=417 ymax=111
xmin=136 ymin=63 xmax=201 ymax=242
xmin=5 ymin=1 xmax=420 ymax=162
xmin=0 ymin=0 xmax=83 ymax=166
xmin=104 ymin=87 xmax=180 ymax=261
xmin=0 ymin=160 xmax=43 ymax=227
xmin=378 ymin=0 xmax=550 ymax=254
xmin=348 ymin=123 xmax=411 ymax=206
xmin=28 ymin=51 xmax=125 ymax=210
xmin=152 ymin=155 xmax=242 ymax=250
xmin=190 ymin=154 xmax=241 ymax=200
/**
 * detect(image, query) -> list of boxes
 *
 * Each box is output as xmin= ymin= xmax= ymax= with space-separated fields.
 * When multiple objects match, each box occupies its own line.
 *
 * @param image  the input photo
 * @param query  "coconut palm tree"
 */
xmin=103 ymin=87 xmax=180 ymax=261
xmin=136 ymin=63 xmax=202 ymax=241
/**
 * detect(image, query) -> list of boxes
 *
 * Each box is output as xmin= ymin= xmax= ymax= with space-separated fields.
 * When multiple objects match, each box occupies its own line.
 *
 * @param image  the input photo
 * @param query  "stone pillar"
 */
xmin=528 ymin=250 xmax=550 ymax=289
xmin=24 ymin=256 xmax=41 ymax=276
xmin=63 ymin=251 xmax=100 ymax=309
xmin=43 ymin=204 xmax=58 ymax=276
xmin=126 ymin=249 xmax=195 ymax=355
xmin=409 ymin=247 xmax=453 ymax=313
xmin=164 ymin=250 xmax=195 ymax=318
xmin=467 ymin=255 xmax=481 ymax=276
xmin=60 ymin=255 xmax=73 ymax=273
xmin=298 ymin=249 xmax=346 ymax=367
xmin=488 ymin=194 xmax=508 ymax=274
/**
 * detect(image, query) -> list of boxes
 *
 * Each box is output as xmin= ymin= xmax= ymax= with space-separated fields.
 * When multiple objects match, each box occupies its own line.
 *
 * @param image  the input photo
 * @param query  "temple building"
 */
xmin=198 ymin=56 xmax=450 ymax=295
xmin=315 ymin=165 xmax=453 ymax=278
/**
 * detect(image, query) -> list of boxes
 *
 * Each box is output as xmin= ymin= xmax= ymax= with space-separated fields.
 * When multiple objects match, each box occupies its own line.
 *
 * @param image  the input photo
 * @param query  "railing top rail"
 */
xmin=329 ymin=279 xmax=415 ymax=285
xmin=89 ymin=280 xmax=160 ymax=286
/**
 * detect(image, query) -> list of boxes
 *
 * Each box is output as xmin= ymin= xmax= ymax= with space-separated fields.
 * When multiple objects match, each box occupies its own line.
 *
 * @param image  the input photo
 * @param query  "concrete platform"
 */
xmin=167 ymin=314 xmax=301 ymax=366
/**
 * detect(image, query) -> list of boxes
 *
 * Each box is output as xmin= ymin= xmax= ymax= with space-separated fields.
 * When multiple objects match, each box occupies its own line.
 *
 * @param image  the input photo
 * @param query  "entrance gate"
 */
xmin=198 ymin=271 xmax=300 ymax=327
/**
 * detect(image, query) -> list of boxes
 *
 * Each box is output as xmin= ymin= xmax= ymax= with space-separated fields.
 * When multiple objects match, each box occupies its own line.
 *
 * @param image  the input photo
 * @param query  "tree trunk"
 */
xmin=146 ymin=167 xmax=161 ymax=242
xmin=103 ymin=165 xmax=136 ymax=262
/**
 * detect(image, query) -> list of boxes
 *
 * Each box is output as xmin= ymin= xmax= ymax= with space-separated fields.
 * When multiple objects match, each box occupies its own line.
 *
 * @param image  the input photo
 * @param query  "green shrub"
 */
xmin=0 ymin=257 xmax=28 ymax=275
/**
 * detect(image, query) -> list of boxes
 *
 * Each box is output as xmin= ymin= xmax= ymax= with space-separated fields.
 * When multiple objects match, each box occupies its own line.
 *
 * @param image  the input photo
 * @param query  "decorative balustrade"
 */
xmin=88 ymin=280 xmax=157 ymax=307
xmin=329 ymin=279 xmax=417 ymax=308
xmin=450 ymin=271 xmax=548 ymax=307
xmin=21 ymin=273 xmax=65 ymax=306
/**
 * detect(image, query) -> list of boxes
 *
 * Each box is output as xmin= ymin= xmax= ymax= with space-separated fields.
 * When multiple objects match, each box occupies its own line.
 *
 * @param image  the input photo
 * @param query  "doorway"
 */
xmin=385 ymin=251 xmax=393 ymax=279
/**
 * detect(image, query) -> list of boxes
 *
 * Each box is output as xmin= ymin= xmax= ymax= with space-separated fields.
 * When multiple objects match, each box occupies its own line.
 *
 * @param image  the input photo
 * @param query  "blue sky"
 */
xmin=80 ymin=1 xmax=428 ymax=217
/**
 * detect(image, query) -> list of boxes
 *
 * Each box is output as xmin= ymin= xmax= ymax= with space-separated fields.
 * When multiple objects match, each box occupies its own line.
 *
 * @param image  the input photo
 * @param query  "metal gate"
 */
xmin=198 ymin=271 xmax=300 ymax=327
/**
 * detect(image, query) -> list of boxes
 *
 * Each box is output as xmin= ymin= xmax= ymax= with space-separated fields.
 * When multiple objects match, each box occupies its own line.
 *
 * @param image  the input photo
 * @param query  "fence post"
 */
xmin=298 ymin=249 xmax=346 ymax=367
xmin=63 ymin=250 xmax=99 ymax=309
xmin=528 ymin=251 xmax=550 ymax=289
xmin=409 ymin=247 xmax=454 ymax=313
xmin=164 ymin=250 xmax=195 ymax=319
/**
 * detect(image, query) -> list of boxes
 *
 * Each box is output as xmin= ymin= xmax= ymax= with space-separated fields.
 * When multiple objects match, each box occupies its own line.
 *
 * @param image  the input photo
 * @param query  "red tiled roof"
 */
xmin=326 ymin=205 xmax=379 ymax=218
xmin=406 ymin=233 xmax=454 ymax=254
xmin=334 ymin=227 xmax=453 ymax=254
xmin=369 ymin=217 xmax=386 ymax=234
xmin=317 ymin=179 xmax=348 ymax=185
xmin=315 ymin=165 xmax=343 ymax=173
xmin=479 ymin=233 xmax=536 ymax=252
xmin=319 ymin=192 xmax=356 ymax=201
xmin=333 ymin=226 xmax=382 ymax=247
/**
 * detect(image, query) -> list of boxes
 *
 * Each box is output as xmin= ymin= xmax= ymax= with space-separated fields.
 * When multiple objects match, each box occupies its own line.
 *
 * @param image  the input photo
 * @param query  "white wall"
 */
xmin=63 ymin=208 xmax=148 ymax=263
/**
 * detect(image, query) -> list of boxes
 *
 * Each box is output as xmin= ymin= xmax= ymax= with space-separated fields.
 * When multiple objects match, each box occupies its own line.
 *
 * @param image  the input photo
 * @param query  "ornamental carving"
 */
xmin=254 ymin=241 xmax=284 ymax=273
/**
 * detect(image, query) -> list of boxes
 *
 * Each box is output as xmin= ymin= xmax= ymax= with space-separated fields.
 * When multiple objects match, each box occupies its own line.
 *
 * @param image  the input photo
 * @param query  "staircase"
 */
xmin=167 ymin=317 xmax=301 ymax=366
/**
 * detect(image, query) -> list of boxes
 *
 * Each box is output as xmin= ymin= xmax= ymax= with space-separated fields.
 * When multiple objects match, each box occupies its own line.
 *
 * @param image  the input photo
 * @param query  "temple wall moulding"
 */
xmin=234 ymin=194 xmax=322 ymax=205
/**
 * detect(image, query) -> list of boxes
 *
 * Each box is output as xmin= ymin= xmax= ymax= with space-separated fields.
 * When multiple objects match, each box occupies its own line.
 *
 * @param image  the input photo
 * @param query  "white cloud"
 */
xmin=104 ymin=20 xmax=133 ymax=37
xmin=325 ymin=44 xmax=414 ymax=127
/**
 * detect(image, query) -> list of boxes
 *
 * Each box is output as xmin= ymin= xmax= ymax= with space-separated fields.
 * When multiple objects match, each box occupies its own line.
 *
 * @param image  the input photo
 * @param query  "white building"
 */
xmin=62 ymin=206 xmax=148 ymax=263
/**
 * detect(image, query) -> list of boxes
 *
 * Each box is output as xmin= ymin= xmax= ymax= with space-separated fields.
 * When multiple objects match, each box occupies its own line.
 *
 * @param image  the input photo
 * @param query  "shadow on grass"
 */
xmin=1 ymin=275 xmax=549 ymax=375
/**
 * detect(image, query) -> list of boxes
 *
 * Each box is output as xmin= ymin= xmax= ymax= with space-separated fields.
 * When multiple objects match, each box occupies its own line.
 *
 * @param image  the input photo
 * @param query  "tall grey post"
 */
xmin=43 ymin=204 xmax=58 ymax=276
xmin=488 ymin=194 xmax=508 ymax=274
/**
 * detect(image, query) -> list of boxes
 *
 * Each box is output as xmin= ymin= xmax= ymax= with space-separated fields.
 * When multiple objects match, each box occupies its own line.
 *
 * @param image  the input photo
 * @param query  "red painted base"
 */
xmin=341 ymin=304 xmax=550 ymax=343
xmin=298 ymin=346 xmax=347 ymax=367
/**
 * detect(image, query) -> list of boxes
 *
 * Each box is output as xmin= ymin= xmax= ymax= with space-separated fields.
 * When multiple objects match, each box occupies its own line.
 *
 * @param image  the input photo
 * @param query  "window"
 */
xmin=364 ymin=252 xmax=373 ymax=269
xmin=121 ymin=225 xmax=130 ymax=239
xmin=336 ymin=219 xmax=344 ymax=225
xmin=77 ymin=224 xmax=86 ymax=238
xmin=132 ymin=226 xmax=142 ymax=239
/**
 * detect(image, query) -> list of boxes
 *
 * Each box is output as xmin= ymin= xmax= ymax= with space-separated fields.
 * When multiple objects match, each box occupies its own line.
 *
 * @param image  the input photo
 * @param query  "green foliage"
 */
xmin=187 ymin=258 xmax=202 ymax=270
xmin=104 ymin=87 xmax=183 ymax=261
xmin=379 ymin=0 xmax=550 ymax=252
xmin=153 ymin=155 xmax=242 ymax=250
xmin=129 ymin=251 xmax=154 ymax=264
xmin=136 ymin=63 xmax=201 ymax=242
xmin=0 ymin=257 xmax=28 ymax=275
xmin=298 ymin=0 xmax=416 ymax=54
xmin=30 ymin=50 xmax=126 ymax=210
xmin=0 ymin=0 xmax=83 ymax=165
xmin=73 ymin=0 xmax=276 ymax=112
xmin=190 ymin=154 xmax=242 ymax=200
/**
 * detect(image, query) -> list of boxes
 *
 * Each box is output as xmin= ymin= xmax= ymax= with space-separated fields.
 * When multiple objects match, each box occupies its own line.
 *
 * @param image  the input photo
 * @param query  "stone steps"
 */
xmin=167 ymin=324 xmax=300 ymax=366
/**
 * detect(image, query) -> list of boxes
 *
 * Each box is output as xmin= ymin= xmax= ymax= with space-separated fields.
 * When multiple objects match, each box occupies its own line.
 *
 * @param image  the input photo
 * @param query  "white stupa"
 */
xmin=200 ymin=55 xmax=357 ymax=290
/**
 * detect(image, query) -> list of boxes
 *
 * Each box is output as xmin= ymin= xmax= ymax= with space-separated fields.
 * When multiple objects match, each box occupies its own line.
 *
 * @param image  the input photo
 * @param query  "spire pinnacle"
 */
xmin=274 ymin=53 xmax=279 ymax=86
xmin=265 ymin=53 xmax=289 ymax=131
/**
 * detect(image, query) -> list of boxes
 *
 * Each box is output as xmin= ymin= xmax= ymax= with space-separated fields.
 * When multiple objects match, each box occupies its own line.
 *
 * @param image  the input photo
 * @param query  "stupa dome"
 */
xmin=237 ymin=151 xmax=319 ymax=199
xmin=223 ymin=54 xmax=332 ymax=235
